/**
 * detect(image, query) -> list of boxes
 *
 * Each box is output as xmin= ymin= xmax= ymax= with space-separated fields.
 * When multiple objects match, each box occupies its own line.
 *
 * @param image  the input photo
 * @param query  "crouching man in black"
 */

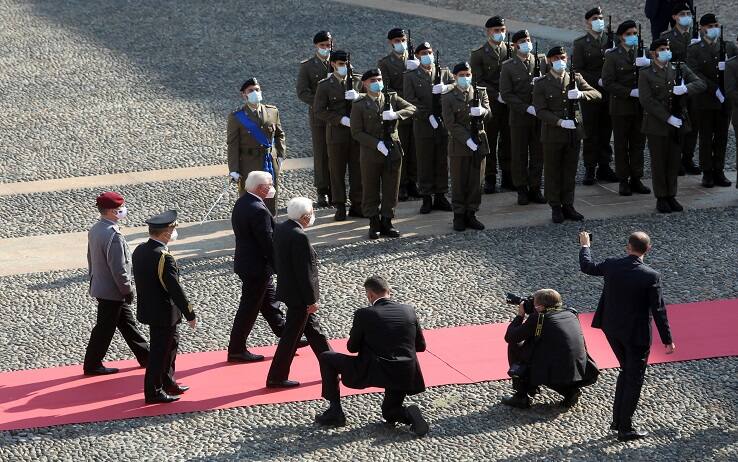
xmin=316 ymin=275 xmax=429 ymax=436
xmin=502 ymin=288 xmax=596 ymax=409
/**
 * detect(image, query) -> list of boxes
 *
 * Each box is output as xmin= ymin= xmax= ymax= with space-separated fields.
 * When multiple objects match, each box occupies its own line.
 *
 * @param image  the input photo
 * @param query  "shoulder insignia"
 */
xmin=502 ymin=57 xmax=513 ymax=65
xmin=472 ymin=44 xmax=484 ymax=52
xmin=157 ymin=251 xmax=169 ymax=291
xmin=574 ymin=34 xmax=587 ymax=43
xmin=300 ymin=57 xmax=310 ymax=64
xmin=353 ymin=94 xmax=366 ymax=102
xmin=263 ymin=103 xmax=278 ymax=109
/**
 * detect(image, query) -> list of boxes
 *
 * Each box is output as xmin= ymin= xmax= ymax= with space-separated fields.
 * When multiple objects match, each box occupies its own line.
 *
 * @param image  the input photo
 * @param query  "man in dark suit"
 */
xmin=266 ymin=197 xmax=331 ymax=388
xmin=502 ymin=289 xmax=593 ymax=410
xmin=132 ymin=210 xmax=197 ymax=404
xmin=579 ymin=231 xmax=675 ymax=441
xmin=315 ymin=276 xmax=429 ymax=436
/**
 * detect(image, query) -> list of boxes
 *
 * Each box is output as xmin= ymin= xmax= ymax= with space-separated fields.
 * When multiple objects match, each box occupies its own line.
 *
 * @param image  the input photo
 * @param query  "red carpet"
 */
xmin=1 ymin=299 xmax=736 ymax=431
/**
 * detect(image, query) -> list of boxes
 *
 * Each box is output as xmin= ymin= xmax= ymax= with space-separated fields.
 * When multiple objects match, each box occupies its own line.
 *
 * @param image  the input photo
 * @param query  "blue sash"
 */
xmin=234 ymin=109 xmax=274 ymax=179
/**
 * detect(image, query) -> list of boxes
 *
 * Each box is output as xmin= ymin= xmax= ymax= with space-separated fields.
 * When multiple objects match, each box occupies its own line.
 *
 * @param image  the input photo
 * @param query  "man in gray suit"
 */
xmin=83 ymin=192 xmax=149 ymax=375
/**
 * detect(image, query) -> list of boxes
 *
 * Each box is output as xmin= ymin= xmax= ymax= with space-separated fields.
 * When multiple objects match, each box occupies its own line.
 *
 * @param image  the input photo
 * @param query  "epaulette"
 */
xmin=317 ymin=76 xmax=332 ymax=85
xmin=353 ymin=94 xmax=366 ymax=102
xmin=502 ymin=57 xmax=513 ymax=65
xmin=687 ymin=40 xmax=701 ymax=48
xmin=263 ymin=103 xmax=278 ymax=109
xmin=573 ymin=34 xmax=588 ymax=43
xmin=472 ymin=44 xmax=485 ymax=52
xmin=300 ymin=57 xmax=311 ymax=64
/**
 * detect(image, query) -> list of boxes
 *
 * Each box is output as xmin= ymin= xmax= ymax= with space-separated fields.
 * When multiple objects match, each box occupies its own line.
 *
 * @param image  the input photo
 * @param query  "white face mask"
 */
xmin=169 ymin=229 xmax=178 ymax=241
xmin=265 ymin=185 xmax=276 ymax=199
xmin=115 ymin=206 xmax=128 ymax=219
xmin=308 ymin=213 xmax=316 ymax=227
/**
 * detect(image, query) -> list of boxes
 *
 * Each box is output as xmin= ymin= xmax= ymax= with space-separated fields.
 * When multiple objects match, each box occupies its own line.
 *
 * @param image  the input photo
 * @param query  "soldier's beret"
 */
xmin=146 ymin=210 xmax=178 ymax=229
xmin=512 ymin=29 xmax=530 ymax=43
xmin=329 ymin=50 xmax=348 ymax=62
xmin=671 ymin=3 xmax=691 ymax=15
xmin=240 ymin=78 xmax=258 ymax=92
xmin=585 ymin=7 xmax=602 ymax=20
xmin=387 ymin=28 xmax=406 ymax=40
xmin=96 ymin=191 xmax=124 ymax=209
xmin=485 ymin=16 xmax=504 ymax=28
xmin=313 ymin=31 xmax=332 ymax=44
xmin=361 ymin=68 xmax=382 ymax=81
xmin=415 ymin=41 xmax=432 ymax=54
xmin=699 ymin=13 xmax=717 ymax=26
xmin=546 ymin=46 xmax=567 ymax=58
xmin=452 ymin=61 xmax=471 ymax=74
xmin=649 ymin=38 xmax=669 ymax=51
xmin=616 ymin=20 xmax=637 ymax=36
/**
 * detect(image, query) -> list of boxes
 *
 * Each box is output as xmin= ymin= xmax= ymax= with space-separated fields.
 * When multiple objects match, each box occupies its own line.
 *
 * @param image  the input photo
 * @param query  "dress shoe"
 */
xmin=562 ymin=204 xmax=584 ymax=221
xmin=398 ymin=185 xmax=409 ymax=201
xmin=596 ymin=165 xmax=618 ymax=182
xmin=296 ymin=337 xmax=310 ymax=348
xmin=266 ymin=379 xmax=300 ymax=388
xmin=83 ymin=366 xmax=119 ymax=376
xmin=227 ymin=351 xmax=265 ymax=363
xmin=500 ymin=175 xmax=515 ymax=191
xmin=667 ymin=196 xmax=683 ymax=212
xmin=517 ymin=187 xmax=530 ymax=205
xmin=630 ymin=177 xmax=651 ymax=194
xmin=528 ymin=188 xmax=546 ymax=204
xmin=368 ymin=216 xmax=381 ymax=240
xmin=419 ymin=196 xmax=433 ymax=214
xmin=714 ymin=170 xmax=732 ymax=187
xmin=618 ymin=180 xmax=632 ymax=196
xmin=315 ymin=194 xmax=330 ymax=208
xmin=465 ymin=211 xmax=485 ymax=230
xmin=617 ymin=429 xmax=649 ymax=442
xmin=583 ymin=167 xmax=596 ymax=185
xmin=682 ymin=159 xmax=701 ymax=175
xmin=501 ymin=392 xmax=531 ymax=409
xmin=433 ymin=193 xmax=452 ymax=211
xmin=334 ymin=204 xmax=347 ymax=221
xmin=380 ymin=216 xmax=401 ymax=238
xmin=406 ymin=405 xmax=429 ymax=437
xmin=315 ymin=405 xmax=346 ymax=427
xmin=483 ymin=176 xmax=497 ymax=194
xmin=407 ymin=183 xmax=421 ymax=198
xmin=164 ymin=383 xmax=189 ymax=395
xmin=701 ymin=172 xmax=714 ymax=188
xmin=453 ymin=213 xmax=466 ymax=231
xmin=656 ymin=198 xmax=672 ymax=213
xmin=348 ymin=206 xmax=364 ymax=218
xmin=551 ymin=205 xmax=564 ymax=224
xmin=145 ymin=392 xmax=180 ymax=404
xmin=560 ymin=388 xmax=581 ymax=409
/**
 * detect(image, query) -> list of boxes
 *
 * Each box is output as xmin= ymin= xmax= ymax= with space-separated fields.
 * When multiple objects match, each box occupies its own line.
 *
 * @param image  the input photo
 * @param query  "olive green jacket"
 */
xmin=350 ymin=92 xmax=416 ymax=162
xmin=499 ymin=53 xmax=548 ymax=125
xmin=403 ymin=65 xmax=454 ymax=138
xmin=441 ymin=84 xmax=492 ymax=157
xmin=638 ymin=62 xmax=705 ymax=136
xmin=470 ymin=40 xmax=511 ymax=100
xmin=227 ymin=103 xmax=285 ymax=174
xmin=602 ymin=45 xmax=641 ymax=116
xmin=533 ymin=71 xmax=601 ymax=142
xmin=314 ymin=73 xmax=363 ymax=144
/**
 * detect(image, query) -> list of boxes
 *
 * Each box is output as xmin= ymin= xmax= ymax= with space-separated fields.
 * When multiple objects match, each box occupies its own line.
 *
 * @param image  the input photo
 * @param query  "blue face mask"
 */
xmin=678 ymin=16 xmax=693 ymax=27
xmin=624 ymin=34 xmax=639 ymax=47
xmin=336 ymin=65 xmax=347 ymax=76
xmin=317 ymin=47 xmax=330 ymax=57
xmin=492 ymin=32 xmax=505 ymax=42
xmin=518 ymin=41 xmax=532 ymax=54
xmin=706 ymin=27 xmax=720 ymax=40
xmin=393 ymin=42 xmax=407 ymax=53
xmin=657 ymin=50 xmax=672 ymax=62
xmin=591 ymin=19 xmax=605 ymax=33
xmin=369 ymin=81 xmax=384 ymax=93
xmin=552 ymin=59 xmax=567 ymax=73
xmin=247 ymin=91 xmax=262 ymax=104
xmin=456 ymin=76 xmax=472 ymax=89
xmin=420 ymin=54 xmax=434 ymax=65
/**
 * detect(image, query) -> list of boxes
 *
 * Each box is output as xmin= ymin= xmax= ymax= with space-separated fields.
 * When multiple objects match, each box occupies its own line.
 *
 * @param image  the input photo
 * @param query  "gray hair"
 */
xmin=244 ymin=171 xmax=273 ymax=192
xmin=287 ymin=197 xmax=313 ymax=221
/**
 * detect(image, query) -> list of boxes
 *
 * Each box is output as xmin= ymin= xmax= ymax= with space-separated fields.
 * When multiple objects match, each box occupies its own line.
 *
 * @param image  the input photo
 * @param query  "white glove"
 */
xmin=690 ymin=38 xmax=701 ymax=45
xmin=470 ymin=105 xmax=487 ymax=117
xmin=716 ymin=88 xmax=725 ymax=104
xmin=497 ymin=93 xmax=506 ymax=104
xmin=567 ymin=87 xmax=582 ymax=100
xmin=429 ymin=114 xmax=439 ymax=129
xmin=465 ymin=138 xmax=479 ymax=151
xmin=340 ymin=116 xmax=351 ymax=127
xmin=672 ymin=82 xmax=688 ymax=95
xmin=526 ymin=105 xmax=536 ymax=116
xmin=432 ymin=83 xmax=447 ymax=94
xmin=406 ymin=59 xmax=420 ymax=70
xmin=597 ymin=78 xmax=604 ymax=87
xmin=629 ymin=88 xmax=639 ymax=98
xmin=560 ymin=119 xmax=576 ymax=130
xmin=344 ymin=89 xmax=359 ymax=100
xmin=636 ymin=56 xmax=651 ymax=67
xmin=718 ymin=61 xmax=726 ymax=71
xmin=377 ymin=141 xmax=389 ymax=156
xmin=667 ymin=116 xmax=683 ymax=128
xmin=382 ymin=109 xmax=399 ymax=120
xmin=229 ymin=171 xmax=241 ymax=181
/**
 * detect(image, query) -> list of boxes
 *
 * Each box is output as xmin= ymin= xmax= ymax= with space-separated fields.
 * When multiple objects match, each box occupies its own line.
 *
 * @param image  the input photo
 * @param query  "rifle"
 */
xmin=469 ymin=83 xmax=482 ymax=162
xmin=432 ymin=50 xmax=445 ymax=131
xmin=533 ymin=42 xmax=541 ymax=79
xmin=635 ymin=24 xmax=644 ymax=84
xmin=506 ymin=34 xmax=512 ymax=59
xmin=670 ymin=62 xmax=684 ymax=143
xmin=607 ymin=15 xmax=615 ymax=48
xmin=407 ymin=29 xmax=415 ymax=61
xmin=345 ymin=52 xmax=353 ymax=117
xmin=718 ymin=26 xmax=726 ymax=99
xmin=382 ymin=85 xmax=396 ymax=168
xmin=566 ymin=66 xmax=578 ymax=146
xmin=691 ymin=6 xmax=699 ymax=40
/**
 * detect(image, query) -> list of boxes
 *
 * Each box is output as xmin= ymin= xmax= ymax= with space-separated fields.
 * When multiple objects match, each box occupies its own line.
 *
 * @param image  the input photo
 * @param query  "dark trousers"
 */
xmin=84 ymin=298 xmax=149 ymax=370
xmin=267 ymin=305 xmax=331 ymax=382
xmin=319 ymin=351 xmax=410 ymax=424
xmin=681 ymin=105 xmax=698 ymax=163
xmin=360 ymin=153 xmax=402 ymax=219
xmin=581 ymin=99 xmax=613 ymax=169
xmin=543 ymin=141 xmax=580 ymax=206
xmin=310 ymin=114 xmax=331 ymax=195
xmin=227 ymin=274 xmax=285 ymax=354
xmin=415 ymin=135 xmax=449 ymax=195
xmin=612 ymin=112 xmax=645 ymax=180
xmin=450 ymin=155 xmax=485 ymax=214
xmin=484 ymin=100 xmax=511 ymax=181
xmin=145 ymin=325 xmax=179 ymax=398
xmin=647 ymin=133 xmax=681 ymax=198
xmin=510 ymin=122 xmax=543 ymax=189
xmin=327 ymin=140 xmax=362 ymax=207
xmin=605 ymin=334 xmax=650 ymax=431
xmin=507 ymin=342 xmax=577 ymax=397
xmin=696 ymin=108 xmax=731 ymax=173
xmin=398 ymin=121 xmax=417 ymax=188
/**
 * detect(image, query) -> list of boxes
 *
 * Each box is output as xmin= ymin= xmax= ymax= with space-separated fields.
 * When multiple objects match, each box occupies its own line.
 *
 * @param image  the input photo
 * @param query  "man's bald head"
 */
xmin=628 ymin=232 xmax=651 ymax=255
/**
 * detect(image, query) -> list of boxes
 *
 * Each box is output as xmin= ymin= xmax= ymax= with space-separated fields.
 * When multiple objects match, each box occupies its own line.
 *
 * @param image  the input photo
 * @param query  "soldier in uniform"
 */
xmin=639 ymin=38 xmax=706 ymax=213
xmin=470 ymin=16 xmax=512 ymax=193
xmin=499 ymin=30 xmax=547 ymax=206
xmin=442 ymin=62 xmax=491 ymax=232
xmin=572 ymin=7 xmax=618 ymax=185
xmin=533 ymin=47 xmax=601 ymax=224
xmin=686 ymin=13 xmax=738 ymax=187
xmin=132 ymin=210 xmax=197 ymax=404
xmin=297 ymin=31 xmax=333 ymax=207
xmin=601 ymin=20 xmax=652 ymax=196
xmin=403 ymin=41 xmax=454 ymax=214
xmin=351 ymin=68 xmax=416 ymax=239
xmin=726 ymin=37 xmax=738 ymax=186
xmin=314 ymin=50 xmax=364 ymax=221
xmin=227 ymin=78 xmax=285 ymax=216
xmin=379 ymin=28 xmax=420 ymax=201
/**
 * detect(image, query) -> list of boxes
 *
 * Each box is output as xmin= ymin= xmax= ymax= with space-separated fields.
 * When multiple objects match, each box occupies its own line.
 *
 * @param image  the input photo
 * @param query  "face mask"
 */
xmin=552 ymin=59 xmax=567 ymax=73
xmin=706 ymin=27 xmax=720 ymax=40
xmin=317 ymin=47 xmax=330 ymax=57
xmin=247 ymin=91 xmax=262 ymax=104
xmin=678 ymin=16 xmax=693 ymax=27
xmin=336 ymin=65 xmax=347 ymax=76
xmin=420 ymin=54 xmax=434 ymax=66
xmin=518 ymin=41 xmax=532 ymax=54
xmin=591 ymin=19 xmax=605 ymax=33
xmin=456 ymin=76 xmax=472 ymax=89
xmin=624 ymin=34 xmax=639 ymax=47
xmin=114 ymin=206 xmax=128 ymax=219
xmin=492 ymin=32 xmax=505 ymax=42
xmin=169 ymin=229 xmax=178 ymax=242
xmin=393 ymin=42 xmax=407 ymax=53
xmin=265 ymin=185 xmax=276 ymax=199
xmin=308 ymin=213 xmax=316 ymax=227
xmin=369 ymin=81 xmax=384 ymax=92
xmin=657 ymin=50 xmax=672 ymax=62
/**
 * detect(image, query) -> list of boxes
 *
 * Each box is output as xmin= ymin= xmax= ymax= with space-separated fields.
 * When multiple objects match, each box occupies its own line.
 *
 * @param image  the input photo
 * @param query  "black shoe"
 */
xmin=465 ymin=211 xmax=485 ymax=230
xmin=630 ymin=178 xmax=651 ymax=194
xmin=667 ymin=196 xmax=683 ymax=212
xmin=368 ymin=216 xmax=381 ymax=239
xmin=227 ymin=351 xmax=265 ymax=363
xmin=296 ymin=337 xmax=310 ymax=348
xmin=145 ymin=392 xmax=180 ymax=404
xmin=406 ymin=405 xmax=429 ymax=437
xmin=551 ymin=205 xmax=564 ymax=224
xmin=316 ymin=194 xmax=330 ymax=208
xmin=483 ymin=176 xmax=497 ymax=194
xmin=618 ymin=180 xmax=632 ymax=196
xmin=562 ymin=204 xmax=584 ymax=221
xmin=517 ymin=187 xmax=530 ymax=205
xmin=610 ymin=422 xmax=619 ymax=432
xmin=138 ymin=360 xmax=147 ymax=369
xmin=407 ymin=183 xmax=421 ymax=198
xmin=315 ymin=405 xmax=347 ymax=427
xmin=714 ymin=171 xmax=732 ymax=187
xmin=583 ymin=167 xmax=596 ymax=185
xmin=617 ymin=429 xmax=649 ymax=442
xmin=266 ymin=379 xmax=300 ymax=388
xmin=334 ymin=204 xmax=347 ymax=222
xmin=656 ymin=198 xmax=672 ymax=213
xmin=596 ymin=165 xmax=618 ymax=182
xmin=702 ymin=172 xmax=714 ymax=188
xmin=380 ymin=216 xmax=401 ymax=238
xmin=164 ymin=383 xmax=190 ymax=395
xmin=433 ymin=194 xmax=452 ymax=211
xmin=83 ymin=366 xmax=119 ymax=376
xmin=501 ymin=392 xmax=531 ymax=409
xmin=420 ymin=196 xmax=432 ymax=214
xmin=398 ymin=186 xmax=409 ymax=202
xmin=678 ymin=164 xmax=686 ymax=176
xmin=682 ymin=159 xmax=701 ymax=175
xmin=528 ymin=189 xmax=546 ymax=204
xmin=347 ymin=206 xmax=364 ymax=218
xmin=560 ymin=388 xmax=581 ymax=409
xmin=500 ymin=175 xmax=515 ymax=191
xmin=453 ymin=213 xmax=466 ymax=231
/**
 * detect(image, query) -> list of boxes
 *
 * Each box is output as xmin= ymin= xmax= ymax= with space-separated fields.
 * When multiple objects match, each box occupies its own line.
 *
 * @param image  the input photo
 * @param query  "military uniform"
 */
xmin=726 ymin=56 xmax=738 ymax=181
xmin=379 ymin=51 xmax=417 ymax=197
xmin=470 ymin=40 xmax=512 ymax=190
xmin=572 ymin=32 xmax=614 ymax=180
xmin=227 ymin=103 xmax=285 ymax=215
xmin=314 ymin=73 xmax=363 ymax=212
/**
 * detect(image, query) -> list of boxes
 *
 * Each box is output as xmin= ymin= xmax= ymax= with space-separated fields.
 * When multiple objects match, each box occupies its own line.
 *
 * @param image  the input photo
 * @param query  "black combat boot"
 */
xmin=465 ymin=211 xmax=485 ymax=230
xmin=656 ymin=198 xmax=672 ymax=213
xmin=517 ymin=186 xmax=529 ymax=205
xmin=419 ymin=195 xmax=432 ymax=214
xmin=500 ymin=173 xmax=515 ymax=191
xmin=528 ymin=188 xmax=546 ymax=204
xmin=682 ymin=158 xmax=701 ymax=175
xmin=348 ymin=205 xmax=364 ymax=218
xmin=583 ymin=167 xmax=596 ymax=185
xmin=701 ymin=171 xmax=714 ymax=188
xmin=368 ymin=216 xmax=381 ymax=239
xmin=596 ymin=164 xmax=618 ymax=182
xmin=380 ymin=216 xmax=400 ymax=238
xmin=453 ymin=213 xmax=466 ymax=231
xmin=630 ymin=177 xmax=651 ymax=194
xmin=334 ymin=204 xmax=346 ymax=221
xmin=714 ymin=170 xmax=732 ymax=187
xmin=667 ymin=196 xmax=683 ymax=212
xmin=398 ymin=185 xmax=409 ymax=201
xmin=618 ymin=180 xmax=632 ymax=196
xmin=562 ymin=204 xmax=584 ymax=221
xmin=483 ymin=175 xmax=497 ymax=194
xmin=551 ymin=205 xmax=564 ymax=223
xmin=433 ymin=193 xmax=452 ymax=211
xmin=407 ymin=182 xmax=421 ymax=198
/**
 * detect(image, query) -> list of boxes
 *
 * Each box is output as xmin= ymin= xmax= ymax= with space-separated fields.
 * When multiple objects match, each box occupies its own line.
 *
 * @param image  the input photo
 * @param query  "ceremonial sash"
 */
xmin=234 ymin=109 xmax=275 ymax=179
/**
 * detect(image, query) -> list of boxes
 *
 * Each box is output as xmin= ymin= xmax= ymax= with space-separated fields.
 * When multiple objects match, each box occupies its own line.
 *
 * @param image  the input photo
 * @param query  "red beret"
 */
xmin=96 ymin=191 xmax=124 ymax=209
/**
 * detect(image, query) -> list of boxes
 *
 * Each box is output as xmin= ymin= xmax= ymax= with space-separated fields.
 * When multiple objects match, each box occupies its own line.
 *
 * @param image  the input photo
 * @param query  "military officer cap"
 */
xmin=361 ymin=68 xmax=382 ymax=81
xmin=511 ymin=29 xmax=530 ymax=43
xmin=452 ymin=61 xmax=471 ymax=74
xmin=329 ymin=50 xmax=348 ymax=62
xmin=649 ymin=38 xmax=669 ymax=51
xmin=671 ymin=3 xmax=691 ymax=15
xmin=546 ymin=46 xmax=566 ymax=58
xmin=240 ymin=78 xmax=258 ymax=92
xmin=485 ymin=16 xmax=504 ymax=28
xmin=585 ymin=7 xmax=603 ymax=20
xmin=616 ymin=20 xmax=637 ymax=36
xmin=96 ymin=191 xmax=124 ymax=209
xmin=146 ymin=210 xmax=178 ymax=229
xmin=313 ymin=31 xmax=331 ymax=44
xmin=387 ymin=28 xmax=406 ymax=40
xmin=415 ymin=41 xmax=432 ymax=54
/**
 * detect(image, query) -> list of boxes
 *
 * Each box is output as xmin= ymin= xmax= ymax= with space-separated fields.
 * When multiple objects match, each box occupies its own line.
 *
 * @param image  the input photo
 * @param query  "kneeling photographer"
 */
xmin=502 ymin=289 xmax=598 ymax=409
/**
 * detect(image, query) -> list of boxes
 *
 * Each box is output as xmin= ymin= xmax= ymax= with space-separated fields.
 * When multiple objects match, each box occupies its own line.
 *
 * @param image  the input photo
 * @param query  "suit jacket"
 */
xmin=273 ymin=219 xmax=319 ymax=308
xmin=87 ymin=218 xmax=133 ymax=301
xmin=231 ymin=192 xmax=275 ymax=277
xmin=346 ymin=298 xmax=426 ymax=393
xmin=579 ymin=247 xmax=672 ymax=346
xmin=132 ymin=239 xmax=195 ymax=327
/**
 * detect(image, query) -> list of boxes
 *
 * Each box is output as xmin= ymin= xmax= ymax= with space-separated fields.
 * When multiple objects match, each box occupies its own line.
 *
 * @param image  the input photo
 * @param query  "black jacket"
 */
xmin=132 ymin=239 xmax=196 ymax=327
xmin=346 ymin=298 xmax=426 ymax=394
xmin=505 ymin=309 xmax=588 ymax=387
xmin=580 ymin=247 xmax=672 ymax=346
xmin=273 ymin=219 xmax=319 ymax=308
xmin=231 ymin=192 xmax=275 ymax=277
